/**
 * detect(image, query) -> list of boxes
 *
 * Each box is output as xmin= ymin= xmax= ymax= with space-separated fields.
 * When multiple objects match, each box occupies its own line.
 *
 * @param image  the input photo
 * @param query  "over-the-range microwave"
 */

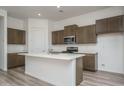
xmin=64 ymin=36 xmax=75 ymax=44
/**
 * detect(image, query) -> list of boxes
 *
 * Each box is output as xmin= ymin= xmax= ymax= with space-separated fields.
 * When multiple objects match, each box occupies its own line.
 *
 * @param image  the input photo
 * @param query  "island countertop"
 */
xmin=19 ymin=53 xmax=85 ymax=60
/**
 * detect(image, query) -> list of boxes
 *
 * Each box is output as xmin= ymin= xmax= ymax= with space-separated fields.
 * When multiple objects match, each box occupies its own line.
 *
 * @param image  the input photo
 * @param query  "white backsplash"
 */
xmin=51 ymin=44 xmax=97 ymax=53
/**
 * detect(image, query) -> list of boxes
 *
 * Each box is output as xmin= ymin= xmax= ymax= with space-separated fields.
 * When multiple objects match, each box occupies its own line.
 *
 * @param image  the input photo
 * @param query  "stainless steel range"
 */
xmin=62 ymin=47 xmax=78 ymax=53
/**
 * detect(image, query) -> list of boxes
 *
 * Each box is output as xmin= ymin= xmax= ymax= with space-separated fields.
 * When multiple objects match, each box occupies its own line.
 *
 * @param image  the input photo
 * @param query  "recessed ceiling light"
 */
xmin=37 ymin=13 xmax=41 ymax=16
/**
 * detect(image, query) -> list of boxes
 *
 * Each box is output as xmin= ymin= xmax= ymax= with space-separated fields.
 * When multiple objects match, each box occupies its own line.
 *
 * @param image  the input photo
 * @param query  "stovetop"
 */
xmin=62 ymin=47 xmax=78 ymax=53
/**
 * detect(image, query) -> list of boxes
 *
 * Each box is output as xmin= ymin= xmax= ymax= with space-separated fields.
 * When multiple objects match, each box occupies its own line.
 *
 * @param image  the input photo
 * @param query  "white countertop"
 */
xmin=19 ymin=53 xmax=85 ymax=60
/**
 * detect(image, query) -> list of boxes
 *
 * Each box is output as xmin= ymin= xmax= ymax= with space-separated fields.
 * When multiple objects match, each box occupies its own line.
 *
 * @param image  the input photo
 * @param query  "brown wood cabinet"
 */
xmin=52 ymin=24 xmax=96 ymax=44
xmin=64 ymin=24 xmax=78 ymax=36
xmin=7 ymin=53 xmax=18 ymax=68
xmin=108 ymin=15 xmax=123 ymax=32
xmin=17 ymin=30 xmax=26 ymax=44
xmin=52 ymin=30 xmax=64 ymax=44
xmin=8 ymin=28 xmax=17 ymax=44
xmin=76 ymin=25 xmax=96 ymax=44
xmin=96 ymin=18 xmax=108 ymax=34
xmin=83 ymin=54 xmax=97 ymax=71
xmin=8 ymin=53 xmax=25 ymax=68
xmin=8 ymin=28 xmax=26 ymax=44
xmin=17 ymin=55 xmax=25 ymax=66
xmin=96 ymin=15 xmax=124 ymax=34
xmin=76 ymin=57 xmax=83 ymax=85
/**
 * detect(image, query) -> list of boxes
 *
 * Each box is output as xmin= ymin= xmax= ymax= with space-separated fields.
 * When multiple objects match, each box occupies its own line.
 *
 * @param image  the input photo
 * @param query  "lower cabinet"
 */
xmin=8 ymin=53 xmax=25 ymax=69
xmin=17 ymin=55 xmax=25 ymax=66
xmin=83 ymin=54 xmax=98 ymax=71
xmin=76 ymin=57 xmax=83 ymax=85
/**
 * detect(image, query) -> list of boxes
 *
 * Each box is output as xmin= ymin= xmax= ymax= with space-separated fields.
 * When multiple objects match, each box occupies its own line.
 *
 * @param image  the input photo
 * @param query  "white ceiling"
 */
xmin=0 ymin=6 xmax=110 ymax=21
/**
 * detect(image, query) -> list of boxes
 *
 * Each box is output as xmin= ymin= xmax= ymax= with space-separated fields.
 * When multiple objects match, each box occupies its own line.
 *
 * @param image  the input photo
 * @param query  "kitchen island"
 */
xmin=19 ymin=53 xmax=85 ymax=86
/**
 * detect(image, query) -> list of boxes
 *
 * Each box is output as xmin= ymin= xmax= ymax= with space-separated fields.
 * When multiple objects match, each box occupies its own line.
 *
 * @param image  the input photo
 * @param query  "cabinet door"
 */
xmin=108 ymin=16 xmax=123 ymax=32
xmin=64 ymin=28 xmax=75 ymax=36
xmin=8 ymin=53 xmax=25 ymax=68
xmin=96 ymin=18 xmax=108 ymax=34
xmin=21 ymin=31 xmax=26 ymax=44
xmin=8 ymin=53 xmax=18 ymax=68
xmin=87 ymin=55 xmax=96 ymax=71
xmin=8 ymin=28 xmax=26 ymax=44
xmin=83 ymin=26 xmax=91 ymax=43
xmin=52 ymin=30 xmax=64 ymax=44
xmin=64 ymin=25 xmax=77 ymax=36
xmin=17 ymin=55 xmax=25 ymax=66
xmin=8 ymin=28 xmax=17 ymax=44
xmin=76 ymin=25 xmax=96 ymax=44
xmin=83 ymin=54 xmax=97 ymax=71
xmin=76 ymin=27 xmax=86 ymax=43
xmin=86 ymin=25 xmax=96 ymax=43
xmin=17 ymin=30 xmax=26 ymax=44
xmin=58 ymin=30 xmax=64 ymax=44
xmin=52 ymin=31 xmax=58 ymax=44
xmin=83 ymin=56 xmax=87 ymax=70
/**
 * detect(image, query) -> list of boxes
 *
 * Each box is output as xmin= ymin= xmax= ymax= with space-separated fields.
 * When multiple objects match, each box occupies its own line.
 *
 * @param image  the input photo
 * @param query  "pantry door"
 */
xmin=29 ymin=28 xmax=46 ymax=53
xmin=28 ymin=19 xmax=48 ymax=53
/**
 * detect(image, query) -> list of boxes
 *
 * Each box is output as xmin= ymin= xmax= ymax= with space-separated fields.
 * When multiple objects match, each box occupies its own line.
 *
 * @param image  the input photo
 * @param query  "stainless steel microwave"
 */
xmin=64 ymin=36 xmax=75 ymax=44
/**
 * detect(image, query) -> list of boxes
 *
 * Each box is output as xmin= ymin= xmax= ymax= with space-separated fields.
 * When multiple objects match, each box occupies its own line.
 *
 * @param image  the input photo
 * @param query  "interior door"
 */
xmin=29 ymin=28 xmax=47 ymax=53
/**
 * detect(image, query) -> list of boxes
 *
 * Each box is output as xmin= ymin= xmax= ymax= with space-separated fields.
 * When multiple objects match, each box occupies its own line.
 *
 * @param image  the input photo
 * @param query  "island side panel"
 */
xmin=76 ymin=57 xmax=83 ymax=85
xmin=25 ymin=56 xmax=77 ymax=86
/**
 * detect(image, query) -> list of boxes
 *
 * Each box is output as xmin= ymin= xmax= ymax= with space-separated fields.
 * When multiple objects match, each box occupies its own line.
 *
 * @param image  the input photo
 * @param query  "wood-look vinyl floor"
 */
xmin=0 ymin=67 xmax=124 ymax=86
xmin=81 ymin=71 xmax=124 ymax=86
xmin=0 ymin=67 xmax=52 ymax=86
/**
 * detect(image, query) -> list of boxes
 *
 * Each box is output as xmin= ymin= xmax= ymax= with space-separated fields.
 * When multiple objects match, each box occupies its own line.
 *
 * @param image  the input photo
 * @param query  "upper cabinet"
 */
xmin=108 ymin=15 xmax=123 ymax=32
xmin=96 ymin=15 xmax=124 ymax=34
xmin=52 ymin=30 xmax=64 ymax=45
xmin=76 ymin=25 xmax=96 ymax=44
xmin=52 ymin=24 xmax=97 ymax=45
xmin=96 ymin=18 xmax=108 ymax=34
xmin=17 ymin=30 xmax=26 ymax=44
xmin=8 ymin=28 xmax=17 ymax=44
xmin=64 ymin=24 xmax=78 ymax=36
xmin=7 ymin=28 xmax=26 ymax=44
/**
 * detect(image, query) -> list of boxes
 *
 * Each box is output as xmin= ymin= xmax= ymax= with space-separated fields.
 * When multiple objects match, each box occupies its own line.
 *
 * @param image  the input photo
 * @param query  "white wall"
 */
xmin=48 ymin=20 xmax=55 ymax=49
xmin=50 ymin=6 xmax=124 ymax=74
xmin=97 ymin=33 xmax=124 ymax=73
xmin=0 ymin=16 xmax=4 ymax=69
xmin=27 ymin=18 xmax=49 ymax=53
xmin=7 ymin=17 xmax=27 ymax=53
xmin=53 ymin=6 xmax=124 ymax=30
xmin=0 ymin=9 xmax=7 ymax=71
